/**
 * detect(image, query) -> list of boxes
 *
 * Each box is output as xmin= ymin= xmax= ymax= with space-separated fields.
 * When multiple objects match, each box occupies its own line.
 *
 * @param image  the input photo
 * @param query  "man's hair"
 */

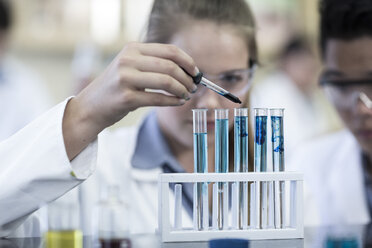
xmin=320 ymin=0 xmax=372 ymax=57
xmin=0 ymin=0 xmax=11 ymax=31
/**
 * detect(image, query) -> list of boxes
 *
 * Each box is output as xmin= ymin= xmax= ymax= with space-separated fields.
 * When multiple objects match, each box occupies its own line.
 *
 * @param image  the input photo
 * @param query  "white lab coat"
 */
xmin=250 ymin=72 xmax=341 ymax=159
xmin=287 ymin=129 xmax=370 ymax=226
xmin=0 ymin=56 xmax=52 ymax=140
xmin=0 ymin=98 xmax=191 ymax=238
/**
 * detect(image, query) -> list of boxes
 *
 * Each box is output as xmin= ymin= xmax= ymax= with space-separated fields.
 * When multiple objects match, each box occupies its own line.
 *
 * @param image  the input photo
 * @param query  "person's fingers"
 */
xmin=121 ymin=69 xmax=191 ymax=100
xmin=137 ymin=43 xmax=199 ymax=78
xmin=122 ymin=55 xmax=197 ymax=93
xmin=126 ymin=91 xmax=186 ymax=108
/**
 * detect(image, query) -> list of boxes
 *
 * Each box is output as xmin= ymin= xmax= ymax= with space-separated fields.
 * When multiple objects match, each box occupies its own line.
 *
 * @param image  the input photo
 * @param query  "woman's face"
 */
xmin=156 ymin=21 xmax=250 ymax=147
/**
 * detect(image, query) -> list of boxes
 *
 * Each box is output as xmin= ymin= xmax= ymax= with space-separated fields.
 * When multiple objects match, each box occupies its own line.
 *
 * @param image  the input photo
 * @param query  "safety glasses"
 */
xmin=195 ymin=65 xmax=256 ymax=97
xmin=319 ymin=77 xmax=372 ymax=110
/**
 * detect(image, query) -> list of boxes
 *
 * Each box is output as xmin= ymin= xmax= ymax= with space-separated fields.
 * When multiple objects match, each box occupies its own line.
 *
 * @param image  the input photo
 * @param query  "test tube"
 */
xmin=234 ymin=108 xmax=249 ymax=229
xmin=254 ymin=108 xmax=268 ymax=229
xmin=214 ymin=109 xmax=229 ymax=230
xmin=174 ymin=184 xmax=182 ymax=230
xmin=270 ymin=108 xmax=285 ymax=229
xmin=192 ymin=109 xmax=208 ymax=230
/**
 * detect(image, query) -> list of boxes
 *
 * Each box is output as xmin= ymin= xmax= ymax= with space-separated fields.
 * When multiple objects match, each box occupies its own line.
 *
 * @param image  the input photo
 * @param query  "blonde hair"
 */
xmin=145 ymin=0 xmax=258 ymax=68
xmin=146 ymin=0 xmax=257 ymax=171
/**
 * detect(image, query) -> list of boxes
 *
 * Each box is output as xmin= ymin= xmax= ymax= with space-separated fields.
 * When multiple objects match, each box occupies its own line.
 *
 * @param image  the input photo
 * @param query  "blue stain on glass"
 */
xmin=254 ymin=116 xmax=267 ymax=172
xmin=234 ymin=116 xmax=249 ymax=173
xmin=193 ymin=132 xmax=208 ymax=173
xmin=271 ymin=116 xmax=284 ymax=171
xmin=215 ymin=119 xmax=229 ymax=173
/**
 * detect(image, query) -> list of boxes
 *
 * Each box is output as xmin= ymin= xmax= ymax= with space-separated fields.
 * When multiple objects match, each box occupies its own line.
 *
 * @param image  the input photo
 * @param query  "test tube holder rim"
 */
xmin=158 ymin=172 xmax=304 ymax=242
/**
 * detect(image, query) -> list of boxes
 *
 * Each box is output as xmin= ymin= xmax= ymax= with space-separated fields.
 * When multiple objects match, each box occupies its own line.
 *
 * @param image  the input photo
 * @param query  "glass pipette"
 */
xmin=191 ymin=72 xmax=242 ymax=104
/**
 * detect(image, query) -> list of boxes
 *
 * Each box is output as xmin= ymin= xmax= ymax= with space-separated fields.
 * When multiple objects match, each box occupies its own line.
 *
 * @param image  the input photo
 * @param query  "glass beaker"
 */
xmin=44 ymin=200 xmax=83 ymax=248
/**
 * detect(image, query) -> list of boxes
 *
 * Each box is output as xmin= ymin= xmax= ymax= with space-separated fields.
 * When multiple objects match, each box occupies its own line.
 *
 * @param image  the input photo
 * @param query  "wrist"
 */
xmin=63 ymin=96 xmax=102 ymax=160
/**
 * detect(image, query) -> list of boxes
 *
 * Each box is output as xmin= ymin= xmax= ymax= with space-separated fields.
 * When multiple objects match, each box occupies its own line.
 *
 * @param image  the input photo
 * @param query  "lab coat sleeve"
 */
xmin=0 ymin=97 xmax=97 ymax=237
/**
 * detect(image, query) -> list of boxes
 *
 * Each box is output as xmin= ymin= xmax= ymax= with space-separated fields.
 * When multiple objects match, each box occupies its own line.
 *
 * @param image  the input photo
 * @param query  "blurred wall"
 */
xmin=7 ymin=0 xmax=320 ymax=128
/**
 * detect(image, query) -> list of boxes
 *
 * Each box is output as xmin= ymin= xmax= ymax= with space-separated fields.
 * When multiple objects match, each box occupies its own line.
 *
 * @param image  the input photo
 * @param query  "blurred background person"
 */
xmin=250 ymin=35 xmax=342 ymax=159
xmin=0 ymin=0 xmax=52 ymax=141
xmin=287 ymin=0 xmax=372 ymax=227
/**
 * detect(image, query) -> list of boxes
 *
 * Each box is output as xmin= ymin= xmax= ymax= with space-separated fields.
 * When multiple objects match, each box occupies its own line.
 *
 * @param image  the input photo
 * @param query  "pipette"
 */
xmin=191 ymin=72 xmax=242 ymax=104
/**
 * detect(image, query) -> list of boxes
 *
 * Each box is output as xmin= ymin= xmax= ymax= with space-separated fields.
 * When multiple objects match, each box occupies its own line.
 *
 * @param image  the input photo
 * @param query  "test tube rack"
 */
xmin=158 ymin=171 xmax=303 ymax=242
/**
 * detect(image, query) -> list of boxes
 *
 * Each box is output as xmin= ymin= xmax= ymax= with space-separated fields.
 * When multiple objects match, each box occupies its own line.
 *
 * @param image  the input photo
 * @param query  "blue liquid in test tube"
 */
xmin=254 ymin=108 xmax=268 ymax=229
xmin=254 ymin=113 xmax=267 ymax=172
xmin=192 ymin=109 xmax=208 ymax=230
xmin=194 ymin=133 xmax=208 ymax=173
xmin=271 ymin=113 xmax=284 ymax=172
xmin=270 ymin=108 xmax=285 ymax=228
xmin=214 ymin=109 xmax=229 ymax=230
xmin=215 ymin=117 xmax=229 ymax=174
xmin=234 ymin=110 xmax=249 ymax=173
xmin=234 ymin=108 xmax=249 ymax=229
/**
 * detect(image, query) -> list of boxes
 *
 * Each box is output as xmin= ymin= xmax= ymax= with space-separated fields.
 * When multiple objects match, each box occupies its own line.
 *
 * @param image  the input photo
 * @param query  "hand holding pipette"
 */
xmin=63 ymin=43 xmax=198 ymax=160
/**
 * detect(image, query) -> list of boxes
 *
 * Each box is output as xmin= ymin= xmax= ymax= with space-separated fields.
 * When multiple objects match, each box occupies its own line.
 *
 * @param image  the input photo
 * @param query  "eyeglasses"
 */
xmin=194 ymin=67 xmax=256 ymax=97
xmin=320 ymin=77 xmax=372 ymax=110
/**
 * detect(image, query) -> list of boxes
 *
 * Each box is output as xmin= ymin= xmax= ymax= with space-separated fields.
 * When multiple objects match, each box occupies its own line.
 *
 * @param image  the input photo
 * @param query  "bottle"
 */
xmin=94 ymin=185 xmax=131 ymax=248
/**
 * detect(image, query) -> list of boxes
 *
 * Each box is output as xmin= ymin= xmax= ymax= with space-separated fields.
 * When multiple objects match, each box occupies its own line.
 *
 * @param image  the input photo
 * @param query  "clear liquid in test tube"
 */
xmin=254 ymin=108 xmax=268 ymax=229
xmin=234 ymin=108 xmax=249 ymax=229
xmin=192 ymin=109 xmax=208 ymax=230
xmin=214 ymin=109 xmax=229 ymax=230
xmin=270 ymin=108 xmax=285 ymax=229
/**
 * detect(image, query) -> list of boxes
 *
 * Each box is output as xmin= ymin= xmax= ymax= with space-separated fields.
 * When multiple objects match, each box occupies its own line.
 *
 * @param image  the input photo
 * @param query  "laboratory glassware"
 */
xmin=214 ymin=109 xmax=229 ymax=229
xmin=44 ymin=201 xmax=83 ymax=248
xmin=254 ymin=108 xmax=268 ymax=229
xmin=270 ymin=108 xmax=285 ymax=228
xmin=192 ymin=109 xmax=209 ymax=230
xmin=234 ymin=108 xmax=249 ymax=229
xmin=93 ymin=185 xmax=131 ymax=248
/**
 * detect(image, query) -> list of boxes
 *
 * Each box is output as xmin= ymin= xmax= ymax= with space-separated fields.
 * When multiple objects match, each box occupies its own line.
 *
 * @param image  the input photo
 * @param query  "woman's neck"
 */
xmin=158 ymin=124 xmax=216 ymax=173
xmin=157 ymin=121 xmax=193 ymax=173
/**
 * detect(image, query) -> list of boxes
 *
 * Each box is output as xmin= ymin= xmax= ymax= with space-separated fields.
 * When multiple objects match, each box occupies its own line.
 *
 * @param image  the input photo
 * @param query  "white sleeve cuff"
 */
xmin=69 ymin=139 xmax=98 ymax=179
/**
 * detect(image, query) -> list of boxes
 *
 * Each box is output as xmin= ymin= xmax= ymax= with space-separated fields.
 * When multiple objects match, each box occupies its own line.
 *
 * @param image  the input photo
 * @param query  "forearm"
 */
xmin=63 ymin=96 xmax=103 ymax=161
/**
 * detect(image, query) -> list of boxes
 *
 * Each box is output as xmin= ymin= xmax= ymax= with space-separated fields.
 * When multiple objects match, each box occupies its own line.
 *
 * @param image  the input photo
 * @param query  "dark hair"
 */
xmin=320 ymin=0 xmax=372 ymax=57
xmin=145 ymin=0 xmax=258 ymax=68
xmin=0 ymin=0 xmax=11 ymax=31
xmin=280 ymin=36 xmax=312 ymax=60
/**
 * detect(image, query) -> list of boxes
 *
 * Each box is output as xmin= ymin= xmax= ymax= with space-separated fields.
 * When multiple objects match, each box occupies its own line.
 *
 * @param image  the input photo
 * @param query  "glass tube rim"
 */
xmin=234 ymin=107 xmax=248 ymax=116
xmin=214 ymin=108 xmax=229 ymax=119
xmin=192 ymin=108 xmax=208 ymax=112
xmin=193 ymin=108 xmax=208 ymax=133
xmin=269 ymin=108 xmax=285 ymax=116
xmin=254 ymin=107 xmax=268 ymax=116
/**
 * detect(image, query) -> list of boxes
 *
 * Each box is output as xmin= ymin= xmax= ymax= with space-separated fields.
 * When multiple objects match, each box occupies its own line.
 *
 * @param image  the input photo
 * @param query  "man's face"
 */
xmin=322 ymin=37 xmax=372 ymax=153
